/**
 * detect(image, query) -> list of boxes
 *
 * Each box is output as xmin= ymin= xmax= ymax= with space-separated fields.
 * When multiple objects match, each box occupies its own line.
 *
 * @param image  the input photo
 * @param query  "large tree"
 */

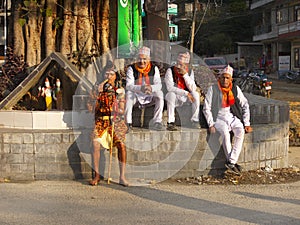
xmin=11 ymin=0 xmax=112 ymax=69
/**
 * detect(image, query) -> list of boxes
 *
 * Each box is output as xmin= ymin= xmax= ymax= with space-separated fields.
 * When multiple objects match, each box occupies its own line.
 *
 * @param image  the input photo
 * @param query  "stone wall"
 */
xmin=0 ymin=94 xmax=290 ymax=183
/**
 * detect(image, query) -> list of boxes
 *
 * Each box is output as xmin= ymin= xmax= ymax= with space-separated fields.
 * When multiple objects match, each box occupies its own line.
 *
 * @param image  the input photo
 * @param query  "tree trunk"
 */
xmin=12 ymin=0 xmax=25 ymax=57
xmin=24 ymin=1 xmax=44 ymax=66
xmin=76 ymin=0 xmax=93 ymax=55
xmin=101 ymin=0 xmax=111 ymax=63
xmin=61 ymin=0 xmax=78 ymax=56
xmin=44 ymin=0 xmax=57 ymax=56
xmin=95 ymin=0 xmax=101 ymax=51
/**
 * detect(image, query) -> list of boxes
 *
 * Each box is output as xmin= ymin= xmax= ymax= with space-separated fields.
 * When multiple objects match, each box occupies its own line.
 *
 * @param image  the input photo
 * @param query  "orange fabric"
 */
xmin=218 ymin=80 xmax=235 ymax=107
xmin=173 ymin=66 xmax=189 ymax=90
xmin=134 ymin=63 xmax=152 ymax=85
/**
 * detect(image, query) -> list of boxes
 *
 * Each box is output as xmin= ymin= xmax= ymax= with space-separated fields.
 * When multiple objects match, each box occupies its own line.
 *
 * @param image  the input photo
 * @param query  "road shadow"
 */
xmin=106 ymin=183 xmax=300 ymax=224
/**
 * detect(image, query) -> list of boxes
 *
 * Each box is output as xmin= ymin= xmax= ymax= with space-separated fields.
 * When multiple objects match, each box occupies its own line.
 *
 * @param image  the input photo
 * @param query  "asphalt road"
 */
xmin=0 ymin=180 xmax=299 ymax=225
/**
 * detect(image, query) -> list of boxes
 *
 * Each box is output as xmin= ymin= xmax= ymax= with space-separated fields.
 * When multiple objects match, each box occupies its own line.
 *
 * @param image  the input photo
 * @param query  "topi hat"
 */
xmin=177 ymin=52 xmax=190 ymax=64
xmin=222 ymin=65 xmax=233 ymax=77
xmin=138 ymin=46 xmax=150 ymax=57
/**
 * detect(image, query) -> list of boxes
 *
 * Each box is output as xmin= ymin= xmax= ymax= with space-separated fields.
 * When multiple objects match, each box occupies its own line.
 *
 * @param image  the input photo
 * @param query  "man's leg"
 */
xmin=190 ymin=91 xmax=200 ymax=122
xmin=214 ymin=119 xmax=231 ymax=161
xmin=229 ymin=117 xmax=245 ymax=164
xmin=165 ymin=92 xmax=176 ymax=123
xmin=125 ymin=91 xmax=137 ymax=124
xmin=152 ymin=90 xmax=164 ymax=124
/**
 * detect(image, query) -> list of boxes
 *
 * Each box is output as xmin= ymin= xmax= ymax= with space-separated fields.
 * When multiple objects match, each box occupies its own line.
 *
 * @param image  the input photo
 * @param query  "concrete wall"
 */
xmin=0 ymin=94 xmax=290 ymax=182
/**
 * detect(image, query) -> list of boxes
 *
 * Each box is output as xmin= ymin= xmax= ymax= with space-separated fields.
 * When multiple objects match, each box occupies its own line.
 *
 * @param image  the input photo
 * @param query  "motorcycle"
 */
xmin=249 ymin=70 xmax=272 ymax=98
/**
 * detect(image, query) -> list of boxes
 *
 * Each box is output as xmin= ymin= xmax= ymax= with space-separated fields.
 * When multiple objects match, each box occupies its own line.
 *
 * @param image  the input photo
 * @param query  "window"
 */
xmin=276 ymin=5 xmax=288 ymax=24
xmin=295 ymin=5 xmax=300 ymax=21
xmin=295 ymin=48 xmax=300 ymax=68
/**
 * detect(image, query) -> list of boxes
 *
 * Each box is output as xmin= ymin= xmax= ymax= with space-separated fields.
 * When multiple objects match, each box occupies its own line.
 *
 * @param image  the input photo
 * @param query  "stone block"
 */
xmin=7 ymin=154 xmax=23 ymax=164
xmin=2 ymin=144 xmax=10 ymax=153
xmin=34 ymin=133 xmax=45 ymax=144
xmin=11 ymin=144 xmax=33 ymax=154
xmin=23 ymin=154 xmax=35 ymax=164
xmin=35 ymin=163 xmax=59 ymax=173
xmin=3 ymin=133 xmax=23 ymax=144
xmin=23 ymin=133 xmax=34 ymax=144
xmin=45 ymin=133 xmax=62 ymax=143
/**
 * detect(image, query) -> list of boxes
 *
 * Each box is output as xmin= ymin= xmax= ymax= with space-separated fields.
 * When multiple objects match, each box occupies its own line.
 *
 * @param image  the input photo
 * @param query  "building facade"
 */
xmin=251 ymin=0 xmax=300 ymax=73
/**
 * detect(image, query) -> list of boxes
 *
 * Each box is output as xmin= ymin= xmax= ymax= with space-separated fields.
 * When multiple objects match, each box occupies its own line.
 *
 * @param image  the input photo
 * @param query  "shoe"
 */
xmin=235 ymin=163 xmax=243 ymax=173
xmin=225 ymin=162 xmax=241 ymax=175
xmin=190 ymin=121 xmax=200 ymax=129
xmin=167 ymin=122 xmax=177 ymax=131
xmin=126 ymin=123 xmax=133 ymax=133
xmin=151 ymin=122 xmax=164 ymax=131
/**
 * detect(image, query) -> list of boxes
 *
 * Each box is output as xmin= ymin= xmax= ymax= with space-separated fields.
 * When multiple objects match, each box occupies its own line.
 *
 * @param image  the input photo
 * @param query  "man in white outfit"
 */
xmin=203 ymin=65 xmax=252 ymax=174
xmin=164 ymin=52 xmax=200 ymax=130
xmin=125 ymin=46 xmax=164 ymax=131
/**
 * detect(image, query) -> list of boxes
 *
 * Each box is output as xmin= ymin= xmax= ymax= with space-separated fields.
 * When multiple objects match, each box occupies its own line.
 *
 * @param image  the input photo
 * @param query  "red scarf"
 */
xmin=218 ymin=80 xmax=235 ymax=107
xmin=173 ymin=66 xmax=189 ymax=90
xmin=135 ymin=63 xmax=151 ymax=85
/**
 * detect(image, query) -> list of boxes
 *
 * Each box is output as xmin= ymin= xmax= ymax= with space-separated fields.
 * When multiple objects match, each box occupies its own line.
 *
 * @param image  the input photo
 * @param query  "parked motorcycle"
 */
xmin=250 ymin=70 xmax=272 ymax=98
xmin=235 ymin=69 xmax=272 ymax=98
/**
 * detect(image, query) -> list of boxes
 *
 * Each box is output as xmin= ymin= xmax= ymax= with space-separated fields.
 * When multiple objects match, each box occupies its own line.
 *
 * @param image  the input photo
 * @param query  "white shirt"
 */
xmin=126 ymin=65 xmax=162 ymax=105
xmin=164 ymin=67 xmax=197 ymax=102
xmin=203 ymin=84 xmax=251 ymax=127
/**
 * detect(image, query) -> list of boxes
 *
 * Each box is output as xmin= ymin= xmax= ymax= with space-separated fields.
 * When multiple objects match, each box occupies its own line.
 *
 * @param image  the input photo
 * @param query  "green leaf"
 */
xmin=23 ymin=1 xmax=30 ymax=7
xmin=18 ymin=18 xmax=26 ymax=26
xmin=46 ymin=8 xmax=52 ymax=17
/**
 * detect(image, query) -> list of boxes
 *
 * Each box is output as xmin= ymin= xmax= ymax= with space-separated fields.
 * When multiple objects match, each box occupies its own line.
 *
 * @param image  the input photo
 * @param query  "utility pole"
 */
xmin=190 ymin=0 xmax=197 ymax=54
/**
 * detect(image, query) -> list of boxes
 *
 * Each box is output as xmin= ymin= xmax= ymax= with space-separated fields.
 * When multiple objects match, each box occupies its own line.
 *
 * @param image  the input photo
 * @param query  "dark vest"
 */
xmin=131 ymin=64 xmax=156 ymax=85
xmin=170 ymin=66 xmax=189 ymax=91
xmin=211 ymin=83 xmax=243 ymax=124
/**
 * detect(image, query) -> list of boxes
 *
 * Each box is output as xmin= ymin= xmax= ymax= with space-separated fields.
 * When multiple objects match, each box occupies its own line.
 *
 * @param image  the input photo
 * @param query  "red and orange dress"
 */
xmin=92 ymin=83 xmax=127 ymax=147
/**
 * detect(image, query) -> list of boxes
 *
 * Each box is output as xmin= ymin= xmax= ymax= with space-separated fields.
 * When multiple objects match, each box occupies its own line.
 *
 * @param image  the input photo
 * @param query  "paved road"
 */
xmin=0 ymin=180 xmax=299 ymax=225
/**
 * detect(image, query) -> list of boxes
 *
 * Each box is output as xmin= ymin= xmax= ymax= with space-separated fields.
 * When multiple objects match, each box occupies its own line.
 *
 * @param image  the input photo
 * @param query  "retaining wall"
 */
xmin=0 ymin=94 xmax=290 ymax=182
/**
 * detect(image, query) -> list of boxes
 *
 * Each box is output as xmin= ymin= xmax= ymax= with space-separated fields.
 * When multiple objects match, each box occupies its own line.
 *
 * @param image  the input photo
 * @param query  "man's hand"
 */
xmin=209 ymin=126 xmax=216 ymax=134
xmin=177 ymin=64 xmax=187 ymax=75
xmin=187 ymin=93 xmax=195 ymax=103
xmin=245 ymin=126 xmax=253 ymax=133
xmin=141 ymin=85 xmax=152 ymax=94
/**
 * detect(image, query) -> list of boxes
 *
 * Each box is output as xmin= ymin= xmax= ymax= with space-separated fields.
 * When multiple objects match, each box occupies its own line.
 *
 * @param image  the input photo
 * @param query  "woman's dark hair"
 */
xmin=96 ymin=61 xmax=115 ymax=84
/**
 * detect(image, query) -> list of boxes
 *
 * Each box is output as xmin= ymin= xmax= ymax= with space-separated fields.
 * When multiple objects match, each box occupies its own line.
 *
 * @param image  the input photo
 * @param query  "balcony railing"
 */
xmin=250 ymin=0 xmax=275 ymax=10
xmin=254 ymin=24 xmax=272 ymax=35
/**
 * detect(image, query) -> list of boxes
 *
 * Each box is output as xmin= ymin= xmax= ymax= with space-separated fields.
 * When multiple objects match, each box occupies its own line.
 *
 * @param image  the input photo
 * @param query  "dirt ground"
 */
xmin=176 ymin=76 xmax=300 ymax=185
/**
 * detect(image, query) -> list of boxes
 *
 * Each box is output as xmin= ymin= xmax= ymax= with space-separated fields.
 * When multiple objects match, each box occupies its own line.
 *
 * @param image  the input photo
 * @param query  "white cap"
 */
xmin=138 ymin=46 xmax=150 ymax=57
xmin=222 ymin=65 xmax=233 ymax=77
xmin=177 ymin=52 xmax=190 ymax=64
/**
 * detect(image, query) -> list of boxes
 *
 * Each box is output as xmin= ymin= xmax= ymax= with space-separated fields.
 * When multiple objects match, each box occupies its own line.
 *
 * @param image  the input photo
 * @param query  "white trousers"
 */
xmin=214 ymin=116 xmax=245 ymax=164
xmin=125 ymin=90 xmax=164 ymax=124
xmin=165 ymin=91 xmax=200 ymax=123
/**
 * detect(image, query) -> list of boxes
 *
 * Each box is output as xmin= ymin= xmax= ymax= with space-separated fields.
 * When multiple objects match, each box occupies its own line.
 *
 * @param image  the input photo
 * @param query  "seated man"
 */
xmin=164 ymin=52 xmax=200 ymax=131
xmin=125 ymin=46 xmax=164 ymax=131
xmin=203 ymin=65 xmax=252 ymax=174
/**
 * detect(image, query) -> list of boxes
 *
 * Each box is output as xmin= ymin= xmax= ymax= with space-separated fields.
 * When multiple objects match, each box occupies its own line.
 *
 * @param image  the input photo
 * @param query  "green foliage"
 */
xmin=194 ymin=0 xmax=253 ymax=56
xmin=18 ymin=18 xmax=26 ymax=27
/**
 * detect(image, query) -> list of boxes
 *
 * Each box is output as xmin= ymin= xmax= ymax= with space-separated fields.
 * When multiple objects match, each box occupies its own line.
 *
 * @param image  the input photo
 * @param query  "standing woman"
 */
xmin=89 ymin=67 xmax=129 ymax=187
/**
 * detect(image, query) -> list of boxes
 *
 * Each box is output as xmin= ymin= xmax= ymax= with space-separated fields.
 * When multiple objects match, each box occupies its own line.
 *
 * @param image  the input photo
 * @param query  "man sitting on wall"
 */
xmin=125 ymin=46 xmax=165 ymax=131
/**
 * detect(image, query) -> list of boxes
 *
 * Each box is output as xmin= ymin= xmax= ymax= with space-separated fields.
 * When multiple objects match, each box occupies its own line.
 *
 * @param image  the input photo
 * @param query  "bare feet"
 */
xmin=119 ymin=178 xmax=130 ymax=187
xmin=89 ymin=176 xmax=100 ymax=186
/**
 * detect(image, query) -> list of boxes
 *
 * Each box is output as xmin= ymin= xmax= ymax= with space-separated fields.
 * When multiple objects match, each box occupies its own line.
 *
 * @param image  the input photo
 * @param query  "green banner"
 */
xmin=117 ymin=0 xmax=141 ymax=58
